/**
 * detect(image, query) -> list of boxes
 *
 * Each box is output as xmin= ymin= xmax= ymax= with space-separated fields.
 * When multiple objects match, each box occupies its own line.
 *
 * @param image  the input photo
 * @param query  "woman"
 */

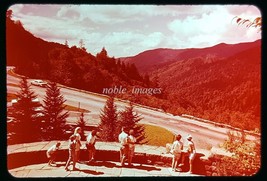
xmin=65 ymin=135 xmax=77 ymax=171
xmin=86 ymin=130 xmax=98 ymax=163
xmin=74 ymin=127 xmax=82 ymax=163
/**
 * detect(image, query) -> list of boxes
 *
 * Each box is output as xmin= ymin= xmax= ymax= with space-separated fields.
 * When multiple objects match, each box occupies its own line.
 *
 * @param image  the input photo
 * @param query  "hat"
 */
xmin=187 ymin=135 xmax=192 ymax=140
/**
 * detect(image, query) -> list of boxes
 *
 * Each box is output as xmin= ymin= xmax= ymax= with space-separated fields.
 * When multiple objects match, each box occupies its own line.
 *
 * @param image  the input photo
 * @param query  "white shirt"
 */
xmin=128 ymin=135 xmax=136 ymax=149
xmin=86 ymin=132 xmax=97 ymax=145
xmin=47 ymin=145 xmax=59 ymax=156
xmin=118 ymin=131 xmax=128 ymax=146
xmin=75 ymin=133 xmax=81 ymax=151
xmin=171 ymin=140 xmax=183 ymax=154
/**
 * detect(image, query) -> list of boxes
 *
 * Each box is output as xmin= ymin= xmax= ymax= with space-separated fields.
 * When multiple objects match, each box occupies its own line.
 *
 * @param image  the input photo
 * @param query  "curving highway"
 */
xmin=6 ymin=67 xmax=259 ymax=150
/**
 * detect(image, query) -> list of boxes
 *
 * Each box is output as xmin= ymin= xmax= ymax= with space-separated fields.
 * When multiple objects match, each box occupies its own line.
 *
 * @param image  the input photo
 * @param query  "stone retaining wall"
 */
xmin=7 ymin=141 xmax=230 ymax=176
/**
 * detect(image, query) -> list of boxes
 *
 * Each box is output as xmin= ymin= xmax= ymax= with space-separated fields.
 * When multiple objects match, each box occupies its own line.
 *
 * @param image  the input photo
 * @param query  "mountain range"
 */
xmin=120 ymin=40 xmax=261 ymax=73
xmin=120 ymin=40 xmax=261 ymax=130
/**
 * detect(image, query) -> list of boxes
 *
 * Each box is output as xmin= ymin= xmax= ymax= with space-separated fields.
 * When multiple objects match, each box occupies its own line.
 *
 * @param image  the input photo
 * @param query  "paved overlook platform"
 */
xmin=7 ymin=140 xmax=229 ymax=177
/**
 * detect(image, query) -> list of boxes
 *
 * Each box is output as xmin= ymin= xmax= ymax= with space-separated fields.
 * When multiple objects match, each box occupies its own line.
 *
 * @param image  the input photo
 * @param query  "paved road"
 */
xmin=6 ymin=67 xmax=258 ymax=150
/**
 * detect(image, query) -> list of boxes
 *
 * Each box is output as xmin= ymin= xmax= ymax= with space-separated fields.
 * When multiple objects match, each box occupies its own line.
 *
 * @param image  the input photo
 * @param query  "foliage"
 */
xmin=234 ymin=16 xmax=262 ymax=32
xmin=8 ymin=78 xmax=43 ymax=144
xmin=42 ymin=82 xmax=70 ymax=140
xmin=99 ymin=96 xmax=120 ymax=142
xmin=215 ymin=130 xmax=261 ymax=176
xmin=152 ymin=45 xmax=261 ymax=131
xmin=76 ymin=112 xmax=87 ymax=141
xmin=118 ymin=103 xmax=147 ymax=144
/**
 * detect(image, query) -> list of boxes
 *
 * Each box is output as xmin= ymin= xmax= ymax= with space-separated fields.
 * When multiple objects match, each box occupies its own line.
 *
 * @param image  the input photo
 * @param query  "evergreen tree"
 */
xmin=119 ymin=103 xmax=147 ymax=144
xmin=42 ymin=82 xmax=70 ymax=140
xmin=76 ymin=112 xmax=86 ymax=141
xmin=99 ymin=96 xmax=120 ymax=141
xmin=8 ymin=77 xmax=43 ymax=144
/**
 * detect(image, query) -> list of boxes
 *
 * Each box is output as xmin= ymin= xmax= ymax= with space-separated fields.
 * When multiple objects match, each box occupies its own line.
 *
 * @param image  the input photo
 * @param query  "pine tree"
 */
xmin=119 ymin=103 xmax=147 ymax=144
xmin=42 ymin=81 xmax=70 ymax=140
xmin=99 ymin=96 xmax=120 ymax=142
xmin=8 ymin=77 xmax=43 ymax=144
xmin=76 ymin=112 xmax=86 ymax=141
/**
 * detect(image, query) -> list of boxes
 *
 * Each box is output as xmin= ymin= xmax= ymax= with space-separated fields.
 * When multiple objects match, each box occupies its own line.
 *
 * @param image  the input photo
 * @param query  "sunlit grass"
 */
xmin=143 ymin=124 xmax=175 ymax=147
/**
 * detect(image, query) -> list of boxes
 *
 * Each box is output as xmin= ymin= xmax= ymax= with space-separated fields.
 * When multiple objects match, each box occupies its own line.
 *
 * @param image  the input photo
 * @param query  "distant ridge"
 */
xmin=120 ymin=40 xmax=261 ymax=73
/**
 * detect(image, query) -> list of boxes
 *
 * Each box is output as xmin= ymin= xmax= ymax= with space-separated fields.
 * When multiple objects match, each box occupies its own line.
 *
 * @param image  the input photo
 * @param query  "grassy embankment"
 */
xmin=143 ymin=124 xmax=175 ymax=147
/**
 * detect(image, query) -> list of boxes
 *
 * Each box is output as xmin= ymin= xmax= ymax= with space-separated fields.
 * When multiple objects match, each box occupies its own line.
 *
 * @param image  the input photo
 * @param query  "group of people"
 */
xmin=64 ymin=127 xmax=99 ymax=171
xmin=118 ymin=127 xmax=136 ymax=167
xmin=170 ymin=134 xmax=196 ymax=173
xmin=46 ymin=126 xmax=137 ymax=171
xmin=46 ymin=126 xmax=195 ymax=173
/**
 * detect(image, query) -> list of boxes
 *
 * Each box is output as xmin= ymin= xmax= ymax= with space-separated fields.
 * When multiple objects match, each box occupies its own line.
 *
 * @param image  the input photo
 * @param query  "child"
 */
xmin=46 ymin=142 xmax=61 ymax=166
xmin=170 ymin=134 xmax=183 ymax=172
xmin=65 ymin=135 xmax=78 ymax=171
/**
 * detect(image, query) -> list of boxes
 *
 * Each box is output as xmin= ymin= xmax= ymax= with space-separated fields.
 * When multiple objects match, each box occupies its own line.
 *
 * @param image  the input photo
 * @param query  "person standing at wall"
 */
xmin=65 ymin=135 xmax=77 ymax=171
xmin=127 ymin=129 xmax=136 ymax=166
xmin=170 ymin=134 xmax=183 ymax=172
xmin=74 ymin=127 xmax=82 ymax=163
xmin=186 ymin=135 xmax=196 ymax=174
xmin=86 ymin=130 xmax=99 ymax=164
xmin=118 ymin=127 xmax=129 ymax=166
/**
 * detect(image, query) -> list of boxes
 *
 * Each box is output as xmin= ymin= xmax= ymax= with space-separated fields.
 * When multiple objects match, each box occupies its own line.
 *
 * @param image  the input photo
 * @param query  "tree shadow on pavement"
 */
xmin=133 ymin=164 xmax=161 ymax=172
xmin=55 ymin=163 xmax=66 ymax=167
xmin=87 ymin=161 xmax=121 ymax=168
xmin=80 ymin=169 xmax=104 ymax=175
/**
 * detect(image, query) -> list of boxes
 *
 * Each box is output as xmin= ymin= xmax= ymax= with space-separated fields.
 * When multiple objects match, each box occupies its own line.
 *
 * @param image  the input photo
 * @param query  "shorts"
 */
xmin=173 ymin=153 xmax=181 ymax=161
xmin=189 ymin=153 xmax=196 ymax=160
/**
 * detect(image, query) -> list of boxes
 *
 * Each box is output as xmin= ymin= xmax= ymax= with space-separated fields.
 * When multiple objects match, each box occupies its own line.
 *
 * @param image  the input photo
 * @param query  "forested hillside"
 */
xmin=6 ymin=16 xmax=152 ymax=93
xmin=150 ymin=45 xmax=261 ymax=131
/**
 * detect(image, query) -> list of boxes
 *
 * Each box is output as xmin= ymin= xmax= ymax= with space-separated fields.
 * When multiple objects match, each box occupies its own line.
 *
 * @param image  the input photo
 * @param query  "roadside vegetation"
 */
xmin=211 ymin=131 xmax=261 ymax=176
xmin=143 ymin=124 xmax=175 ymax=147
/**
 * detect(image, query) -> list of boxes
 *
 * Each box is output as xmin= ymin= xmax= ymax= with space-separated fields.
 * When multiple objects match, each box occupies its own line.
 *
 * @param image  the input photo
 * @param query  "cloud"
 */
xmin=8 ymin=4 xmax=261 ymax=57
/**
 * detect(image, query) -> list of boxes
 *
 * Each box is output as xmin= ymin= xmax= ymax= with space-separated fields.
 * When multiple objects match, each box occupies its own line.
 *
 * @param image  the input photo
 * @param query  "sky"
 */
xmin=9 ymin=4 xmax=261 ymax=57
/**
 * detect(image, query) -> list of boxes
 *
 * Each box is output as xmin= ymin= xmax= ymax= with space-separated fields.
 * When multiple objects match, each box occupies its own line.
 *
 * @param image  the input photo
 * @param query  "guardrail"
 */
xmin=181 ymin=114 xmax=260 ymax=137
